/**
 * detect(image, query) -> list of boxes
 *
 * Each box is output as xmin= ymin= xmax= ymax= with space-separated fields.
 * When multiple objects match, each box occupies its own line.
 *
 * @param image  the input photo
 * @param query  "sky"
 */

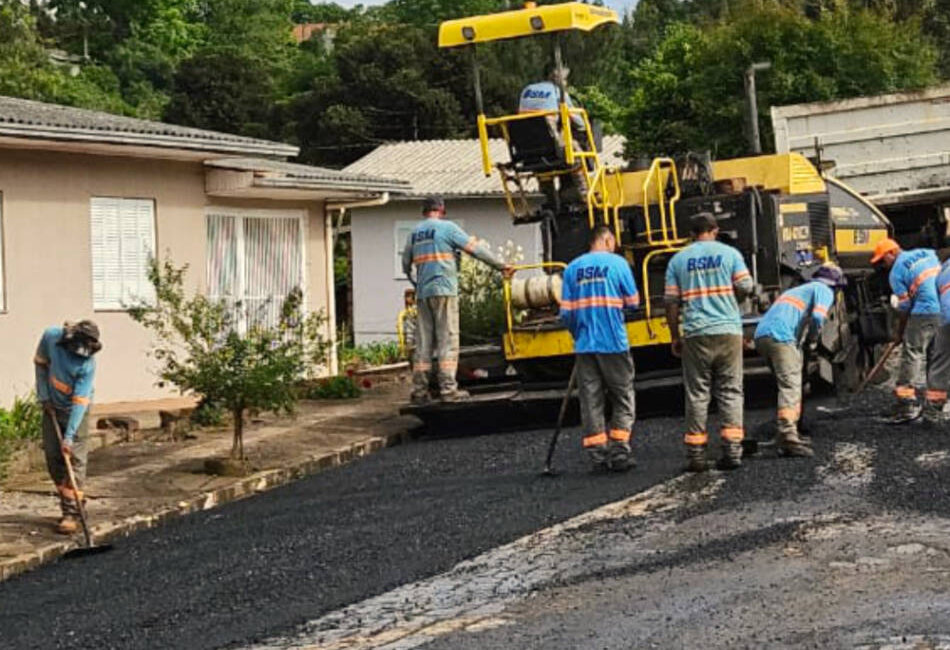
xmin=332 ymin=1 xmax=637 ymax=14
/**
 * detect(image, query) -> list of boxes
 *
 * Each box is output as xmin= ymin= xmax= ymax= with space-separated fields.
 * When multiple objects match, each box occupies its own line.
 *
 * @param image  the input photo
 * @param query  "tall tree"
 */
xmin=623 ymin=2 xmax=939 ymax=159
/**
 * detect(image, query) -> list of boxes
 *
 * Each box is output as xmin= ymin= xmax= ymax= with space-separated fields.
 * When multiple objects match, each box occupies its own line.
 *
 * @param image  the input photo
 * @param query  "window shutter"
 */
xmin=120 ymin=199 xmax=155 ymax=307
xmin=91 ymin=198 xmax=122 ymax=309
xmin=91 ymin=197 xmax=155 ymax=310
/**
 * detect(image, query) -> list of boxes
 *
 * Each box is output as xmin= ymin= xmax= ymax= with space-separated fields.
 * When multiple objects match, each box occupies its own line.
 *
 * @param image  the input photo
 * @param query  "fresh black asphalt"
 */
xmin=0 ymin=410 xmax=695 ymax=650
xmin=3 ymin=388 xmax=947 ymax=650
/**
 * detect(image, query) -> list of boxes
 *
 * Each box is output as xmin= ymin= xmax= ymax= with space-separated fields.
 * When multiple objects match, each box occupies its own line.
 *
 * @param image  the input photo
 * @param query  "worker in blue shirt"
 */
xmin=754 ymin=265 xmax=846 ymax=456
xmin=34 ymin=321 xmax=101 ymax=534
xmin=560 ymin=226 xmax=640 ymax=471
xmin=665 ymin=213 xmax=755 ymax=472
xmin=923 ymin=259 xmax=950 ymax=425
xmin=402 ymin=196 xmax=511 ymax=405
xmin=518 ymin=63 xmax=588 ymax=208
xmin=870 ymin=238 xmax=941 ymax=423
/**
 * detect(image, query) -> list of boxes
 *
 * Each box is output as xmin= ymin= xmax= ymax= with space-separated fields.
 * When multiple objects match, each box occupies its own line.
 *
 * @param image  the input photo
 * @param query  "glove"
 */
xmin=61 ymin=439 xmax=73 ymax=458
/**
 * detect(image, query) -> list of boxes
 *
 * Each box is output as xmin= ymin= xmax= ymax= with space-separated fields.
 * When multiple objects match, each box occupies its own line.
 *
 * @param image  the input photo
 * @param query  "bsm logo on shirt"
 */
xmin=576 ymin=265 xmax=610 ymax=283
xmin=522 ymin=88 xmax=553 ymax=100
xmin=412 ymin=228 xmax=436 ymax=244
xmin=686 ymin=255 xmax=723 ymax=272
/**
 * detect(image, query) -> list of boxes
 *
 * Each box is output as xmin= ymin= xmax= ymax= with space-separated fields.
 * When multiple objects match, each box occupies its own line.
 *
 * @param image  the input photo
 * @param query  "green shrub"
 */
xmin=0 ymin=393 xmax=43 ymax=477
xmin=340 ymin=341 xmax=403 ymax=368
xmin=301 ymin=375 xmax=362 ymax=400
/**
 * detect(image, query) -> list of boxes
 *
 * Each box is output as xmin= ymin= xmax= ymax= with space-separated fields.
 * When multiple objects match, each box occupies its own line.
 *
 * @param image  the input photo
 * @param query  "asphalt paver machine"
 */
xmin=403 ymin=2 xmax=894 ymax=428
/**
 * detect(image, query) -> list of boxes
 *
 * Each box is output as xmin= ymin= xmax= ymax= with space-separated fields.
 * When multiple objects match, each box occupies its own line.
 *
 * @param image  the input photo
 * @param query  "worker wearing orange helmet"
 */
xmin=870 ymin=237 xmax=941 ymax=423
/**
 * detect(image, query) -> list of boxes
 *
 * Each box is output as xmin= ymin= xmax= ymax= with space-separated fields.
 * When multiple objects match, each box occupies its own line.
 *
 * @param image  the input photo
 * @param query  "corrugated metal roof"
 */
xmin=205 ymin=157 xmax=410 ymax=192
xmin=343 ymin=135 xmax=626 ymax=197
xmin=0 ymin=95 xmax=298 ymax=157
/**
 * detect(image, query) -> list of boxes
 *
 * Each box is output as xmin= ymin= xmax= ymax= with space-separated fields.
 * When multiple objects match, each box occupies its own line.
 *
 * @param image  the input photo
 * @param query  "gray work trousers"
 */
xmin=682 ymin=334 xmax=745 ymax=447
xmin=576 ymin=352 xmax=636 ymax=451
xmin=412 ymin=295 xmax=461 ymax=397
xmin=42 ymin=407 xmax=89 ymax=518
xmin=755 ymin=336 xmax=803 ymax=440
xmin=896 ymin=314 xmax=941 ymax=404
xmin=926 ymin=323 xmax=950 ymax=406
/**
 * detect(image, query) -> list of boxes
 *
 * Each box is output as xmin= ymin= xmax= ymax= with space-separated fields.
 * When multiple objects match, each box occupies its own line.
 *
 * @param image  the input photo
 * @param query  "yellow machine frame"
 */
xmin=437 ymin=4 xmax=889 ymax=368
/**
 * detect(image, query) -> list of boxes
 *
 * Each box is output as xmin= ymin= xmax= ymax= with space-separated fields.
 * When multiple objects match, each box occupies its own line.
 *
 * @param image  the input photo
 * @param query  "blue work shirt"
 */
xmin=34 ymin=327 xmax=96 ymax=442
xmin=754 ymin=281 xmax=835 ymax=344
xmin=518 ymin=81 xmax=585 ymax=129
xmin=937 ymin=260 xmax=950 ymax=324
xmin=560 ymin=251 xmax=640 ymax=354
xmin=889 ymin=248 xmax=940 ymax=315
xmin=664 ymin=240 xmax=753 ymax=338
xmin=401 ymin=218 xmax=502 ymax=300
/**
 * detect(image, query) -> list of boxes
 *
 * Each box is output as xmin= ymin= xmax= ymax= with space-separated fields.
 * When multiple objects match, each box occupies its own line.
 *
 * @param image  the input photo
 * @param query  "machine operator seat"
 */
xmin=504 ymin=115 xmax=573 ymax=175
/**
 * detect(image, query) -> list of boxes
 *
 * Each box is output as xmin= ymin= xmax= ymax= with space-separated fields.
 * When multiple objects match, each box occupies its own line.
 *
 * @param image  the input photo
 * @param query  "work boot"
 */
xmin=440 ymin=389 xmax=471 ymax=403
xmin=410 ymin=391 xmax=433 ymax=407
xmin=607 ymin=443 xmax=635 ymax=472
xmin=888 ymin=399 xmax=922 ymax=425
xmin=56 ymin=516 xmax=78 ymax=535
xmin=684 ymin=445 xmax=708 ymax=473
xmin=717 ymin=442 xmax=743 ymax=470
xmin=777 ymin=434 xmax=814 ymax=458
xmin=922 ymin=402 xmax=949 ymax=428
xmin=587 ymin=446 xmax=609 ymax=471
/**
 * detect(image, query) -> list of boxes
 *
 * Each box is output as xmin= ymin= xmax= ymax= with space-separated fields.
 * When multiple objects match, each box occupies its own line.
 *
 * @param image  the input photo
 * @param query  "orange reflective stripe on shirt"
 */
xmin=71 ymin=395 xmax=90 ymax=406
xmin=681 ymin=285 xmax=734 ymax=300
xmin=560 ymin=296 xmax=625 ymax=310
xmin=51 ymin=375 xmax=72 ymax=395
xmin=909 ymin=266 xmax=939 ymax=296
xmin=775 ymin=295 xmax=806 ymax=311
xmin=413 ymin=252 xmax=455 ymax=265
xmin=940 ymin=281 xmax=950 ymax=296
xmin=813 ymin=305 xmax=828 ymax=317
xmin=733 ymin=270 xmax=751 ymax=282
xmin=665 ymin=284 xmax=680 ymax=296
xmin=623 ymin=295 xmax=640 ymax=307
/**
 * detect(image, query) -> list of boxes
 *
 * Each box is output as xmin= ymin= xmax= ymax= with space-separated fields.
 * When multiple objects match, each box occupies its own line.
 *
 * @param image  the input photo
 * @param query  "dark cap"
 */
xmin=422 ymin=196 xmax=445 ymax=214
xmin=812 ymin=264 xmax=847 ymax=289
xmin=689 ymin=212 xmax=719 ymax=235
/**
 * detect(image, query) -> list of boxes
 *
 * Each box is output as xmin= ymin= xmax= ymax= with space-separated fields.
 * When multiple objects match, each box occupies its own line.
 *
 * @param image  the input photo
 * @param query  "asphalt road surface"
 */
xmin=4 ymin=390 xmax=950 ymax=650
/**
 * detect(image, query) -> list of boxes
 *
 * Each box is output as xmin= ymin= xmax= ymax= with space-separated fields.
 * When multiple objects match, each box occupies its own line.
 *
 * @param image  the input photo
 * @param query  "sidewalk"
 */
xmin=0 ymin=380 xmax=415 ymax=581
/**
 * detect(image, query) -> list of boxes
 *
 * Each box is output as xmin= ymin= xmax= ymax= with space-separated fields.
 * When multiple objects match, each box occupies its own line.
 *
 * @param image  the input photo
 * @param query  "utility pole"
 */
xmin=744 ymin=61 xmax=771 ymax=155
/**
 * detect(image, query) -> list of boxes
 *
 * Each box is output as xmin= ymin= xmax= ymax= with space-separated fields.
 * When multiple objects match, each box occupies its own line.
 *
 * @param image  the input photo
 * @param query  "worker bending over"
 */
xmin=665 ymin=213 xmax=754 ymax=472
xmin=560 ymin=226 xmax=640 ymax=471
xmin=754 ymin=265 xmax=847 ymax=457
xmin=870 ymin=238 xmax=941 ymax=423
xmin=34 ymin=321 xmax=101 ymax=534
xmin=923 ymin=259 xmax=950 ymax=425
xmin=402 ymin=196 xmax=511 ymax=405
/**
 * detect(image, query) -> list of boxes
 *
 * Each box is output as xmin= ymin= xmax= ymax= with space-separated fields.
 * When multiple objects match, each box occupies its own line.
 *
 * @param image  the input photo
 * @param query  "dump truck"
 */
xmin=403 ymin=2 xmax=894 ymax=428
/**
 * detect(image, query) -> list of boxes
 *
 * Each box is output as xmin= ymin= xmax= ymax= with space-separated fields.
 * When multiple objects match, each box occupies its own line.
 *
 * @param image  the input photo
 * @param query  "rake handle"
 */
xmin=855 ymin=340 xmax=898 ymax=395
xmin=47 ymin=406 xmax=94 ymax=548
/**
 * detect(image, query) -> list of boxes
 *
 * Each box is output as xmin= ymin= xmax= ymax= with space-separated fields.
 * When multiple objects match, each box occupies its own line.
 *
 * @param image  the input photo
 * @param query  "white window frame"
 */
xmin=394 ymin=219 xmax=464 ymax=280
xmin=89 ymin=196 xmax=157 ymax=311
xmin=205 ymin=207 xmax=307 ymax=332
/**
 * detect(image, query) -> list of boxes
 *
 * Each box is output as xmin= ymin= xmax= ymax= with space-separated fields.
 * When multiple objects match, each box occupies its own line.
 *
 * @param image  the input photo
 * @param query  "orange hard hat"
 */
xmin=870 ymin=237 xmax=900 ymax=264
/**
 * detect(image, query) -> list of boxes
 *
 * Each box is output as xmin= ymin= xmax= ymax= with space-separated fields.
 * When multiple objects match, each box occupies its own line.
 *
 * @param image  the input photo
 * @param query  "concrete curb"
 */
xmin=0 ymin=430 xmax=410 ymax=582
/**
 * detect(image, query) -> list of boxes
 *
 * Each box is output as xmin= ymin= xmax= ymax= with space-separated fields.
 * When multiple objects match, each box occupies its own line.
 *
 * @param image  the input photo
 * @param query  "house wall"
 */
xmin=351 ymin=198 xmax=541 ymax=344
xmin=0 ymin=148 xmax=329 ymax=406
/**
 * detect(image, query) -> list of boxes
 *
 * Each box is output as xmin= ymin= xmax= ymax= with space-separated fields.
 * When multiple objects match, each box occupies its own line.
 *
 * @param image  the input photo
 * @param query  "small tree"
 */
xmin=128 ymin=257 xmax=328 ymax=460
